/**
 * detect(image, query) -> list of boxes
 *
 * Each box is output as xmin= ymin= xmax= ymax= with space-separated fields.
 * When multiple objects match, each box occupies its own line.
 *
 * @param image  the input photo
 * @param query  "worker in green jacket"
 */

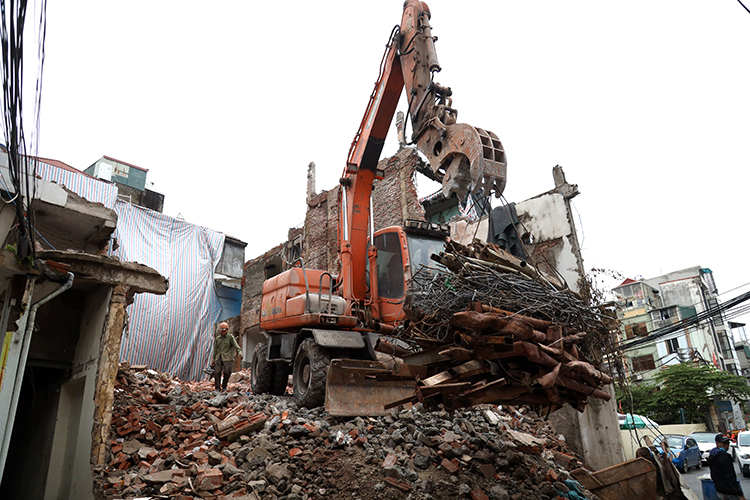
xmin=212 ymin=321 xmax=241 ymax=392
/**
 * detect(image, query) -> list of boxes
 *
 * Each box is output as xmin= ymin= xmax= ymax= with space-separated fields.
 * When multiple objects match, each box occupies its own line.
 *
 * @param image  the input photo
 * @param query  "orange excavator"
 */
xmin=251 ymin=0 xmax=507 ymax=414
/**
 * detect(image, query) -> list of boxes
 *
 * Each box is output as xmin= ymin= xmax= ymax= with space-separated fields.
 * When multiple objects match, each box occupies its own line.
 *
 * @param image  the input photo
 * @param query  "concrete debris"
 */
xmin=94 ymin=363 xmax=600 ymax=500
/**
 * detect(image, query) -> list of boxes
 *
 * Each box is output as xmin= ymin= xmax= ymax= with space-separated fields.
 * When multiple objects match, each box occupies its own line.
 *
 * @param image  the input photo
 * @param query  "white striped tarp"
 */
xmin=34 ymin=160 xmax=225 ymax=381
xmin=34 ymin=160 xmax=118 ymax=209
xmin=114 ymin=200 xmax=225 ymax=381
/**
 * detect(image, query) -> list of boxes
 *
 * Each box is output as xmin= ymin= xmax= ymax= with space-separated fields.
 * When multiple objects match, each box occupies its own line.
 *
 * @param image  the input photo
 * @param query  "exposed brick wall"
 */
xmin=304 ymin=188 xmax=339 ymax=273
xmin=240 ymin=147 xmax=427 ymax=332
xmin=301 ymin=146 xmax=425 ymax=274
xmin=288 ymin=226 xmax=303 ymax=242
xmin=371 ymin=147 xmax=425 ymax=228
xmin=240 ymin=244 xmax=284 ymax=335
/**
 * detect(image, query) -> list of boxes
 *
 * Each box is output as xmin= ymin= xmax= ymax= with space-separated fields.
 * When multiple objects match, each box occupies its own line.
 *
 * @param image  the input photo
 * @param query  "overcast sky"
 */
xmin=31 ymin=1 xmax=750 ymax=329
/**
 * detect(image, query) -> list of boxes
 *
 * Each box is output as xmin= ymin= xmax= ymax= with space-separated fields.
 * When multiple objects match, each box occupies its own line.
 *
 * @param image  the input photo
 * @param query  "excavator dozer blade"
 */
xmin=417 ymin=123 xmax=507 ymax=201
xmin=325 ymin=359 xmax=417 ymax=417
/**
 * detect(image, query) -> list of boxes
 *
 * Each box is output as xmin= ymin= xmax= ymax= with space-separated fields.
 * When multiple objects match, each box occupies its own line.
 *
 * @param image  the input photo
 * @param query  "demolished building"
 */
xmin=240 ymin=146 xmax=623 ymax=469
xmin=0 ymin=154 xmax=168 ymax=499
xmin=0 ymin=151 xmax=245 ymax=499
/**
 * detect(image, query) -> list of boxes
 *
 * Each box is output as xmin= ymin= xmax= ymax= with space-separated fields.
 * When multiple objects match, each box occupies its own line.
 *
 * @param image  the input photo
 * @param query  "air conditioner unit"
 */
xmin=634 ymin=374 xmax=644 ymax=381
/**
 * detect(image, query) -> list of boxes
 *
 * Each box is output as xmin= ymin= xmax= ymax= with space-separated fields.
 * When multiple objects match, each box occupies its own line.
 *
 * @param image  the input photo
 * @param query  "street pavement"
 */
xmin=681 ymin=458 xmax=749 ymax=499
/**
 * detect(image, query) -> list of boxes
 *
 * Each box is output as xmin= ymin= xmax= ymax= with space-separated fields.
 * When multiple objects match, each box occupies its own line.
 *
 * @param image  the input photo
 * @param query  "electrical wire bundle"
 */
xmin=0 ymin=0 xmax=47 ymax=263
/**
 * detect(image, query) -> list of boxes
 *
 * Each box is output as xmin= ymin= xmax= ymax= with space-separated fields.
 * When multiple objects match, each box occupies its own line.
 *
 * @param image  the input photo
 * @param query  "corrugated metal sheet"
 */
xmin=35 ymin=160 xmax=118 ymax=208
xmin=114 ymin=200 xmax=225 ymax=381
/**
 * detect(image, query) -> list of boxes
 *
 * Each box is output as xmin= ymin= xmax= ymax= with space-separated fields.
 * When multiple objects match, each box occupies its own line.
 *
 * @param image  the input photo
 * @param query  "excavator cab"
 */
xmin=322 ymin=221 xmax=449 ymax=416
xmin=374 ymin=220 xmax=448 ymax=323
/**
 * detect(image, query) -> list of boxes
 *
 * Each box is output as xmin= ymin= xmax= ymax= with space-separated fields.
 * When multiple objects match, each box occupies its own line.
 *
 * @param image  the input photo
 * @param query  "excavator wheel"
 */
xmin=251 ymin=342 xmax=273 ymax=395
xmin=271 ymin=362 xmax=290 ymax=396
xmin=293 ymin=338 xmax=330 ymax=409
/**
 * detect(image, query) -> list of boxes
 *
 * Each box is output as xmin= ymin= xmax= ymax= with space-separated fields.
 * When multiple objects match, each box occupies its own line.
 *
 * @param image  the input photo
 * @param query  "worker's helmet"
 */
xmin=219 ymin=322 xmax=229 ymax=331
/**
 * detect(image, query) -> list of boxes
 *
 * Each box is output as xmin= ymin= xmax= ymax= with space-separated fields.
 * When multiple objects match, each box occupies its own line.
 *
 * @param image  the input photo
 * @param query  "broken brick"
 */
xmin=441 ymin=458 xmax=459 ymax=475
xmin=477 ymin=463 xmax=495 ymax=479
xmin=195 ymin=468 xmax=223 ymax=491
xmin=547 ymin=468 xmax=559 ymax=482
xmin=382 ymin=454 xmax=398 ymax=468
xmin=470 ymin=488 xmax=489 ymax=500
xmin=384 ymin=476 xmax=412 ymax=492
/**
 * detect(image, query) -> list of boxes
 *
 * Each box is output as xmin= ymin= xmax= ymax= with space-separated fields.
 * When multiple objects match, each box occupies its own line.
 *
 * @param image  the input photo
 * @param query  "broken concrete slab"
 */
xmin=142 ymin=469 xmax=176 ymax=485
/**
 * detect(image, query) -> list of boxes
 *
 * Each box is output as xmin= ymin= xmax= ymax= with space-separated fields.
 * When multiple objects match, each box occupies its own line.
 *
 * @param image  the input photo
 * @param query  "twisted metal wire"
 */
xmin=402 ymin=258 xmax=611 ymax=346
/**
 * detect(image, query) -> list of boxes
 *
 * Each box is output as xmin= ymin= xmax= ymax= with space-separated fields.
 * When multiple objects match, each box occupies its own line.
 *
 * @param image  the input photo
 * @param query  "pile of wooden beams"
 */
xmin=383 ymin=239 xmax=614 ymax=412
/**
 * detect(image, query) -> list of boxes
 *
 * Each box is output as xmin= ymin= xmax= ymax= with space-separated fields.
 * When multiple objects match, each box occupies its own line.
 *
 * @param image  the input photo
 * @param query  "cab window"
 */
xmin=374 ymin=232 xmax=404 ymax=299
xmin=407 ymin=234 xmax=446 ymax=278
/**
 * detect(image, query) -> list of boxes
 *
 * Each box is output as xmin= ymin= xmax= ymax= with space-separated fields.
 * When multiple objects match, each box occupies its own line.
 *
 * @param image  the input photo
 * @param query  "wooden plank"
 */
xmin=452 ymin=360 xmax=489 ymax=379
xmin=400 ymin=348 xmax=450 ymax=366
xmin=458 ymin=377 xmax=507 ymax=397
xmin=421 ymin=370 xmax=455 ymax=387
xmin=438 ymin=347 xmax=474 ymax=361
xmin=547 ymin=324 xmax=563 ymax=354
xmin=421 ymin=360 xmax=488 ymax=386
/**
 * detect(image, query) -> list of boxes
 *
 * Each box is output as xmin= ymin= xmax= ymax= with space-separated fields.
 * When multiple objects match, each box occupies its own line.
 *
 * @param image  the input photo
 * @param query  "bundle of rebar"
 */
xmin=382 ymin=239 xmax=614 ymax=413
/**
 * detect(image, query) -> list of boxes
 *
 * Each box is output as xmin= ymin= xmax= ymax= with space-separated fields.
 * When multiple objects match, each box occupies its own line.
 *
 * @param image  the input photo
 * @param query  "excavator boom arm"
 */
xmin=341 ymin=0 xmax=507 ymax=305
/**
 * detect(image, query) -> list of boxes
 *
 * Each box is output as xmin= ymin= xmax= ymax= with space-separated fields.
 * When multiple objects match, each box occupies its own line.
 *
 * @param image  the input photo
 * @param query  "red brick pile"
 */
xmin=94 ymin=362 xmax=599 ymax=500
xmin=96 ymin=363 xmax=267 ymax=499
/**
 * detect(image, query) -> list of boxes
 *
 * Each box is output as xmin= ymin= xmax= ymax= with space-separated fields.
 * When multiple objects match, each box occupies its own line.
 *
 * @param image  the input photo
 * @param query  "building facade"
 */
xmin=614 ymin=266 xmax=744 ymax=431
xmin=615 ymin=267 xmax=738 ymax=382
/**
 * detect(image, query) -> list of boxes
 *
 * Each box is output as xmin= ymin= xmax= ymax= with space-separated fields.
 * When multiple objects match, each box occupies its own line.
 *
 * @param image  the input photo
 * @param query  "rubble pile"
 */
xmin=383 ymin=239 xmax=613 ymax=412
xmin=95 ymin=363 xmax=599 ymax=500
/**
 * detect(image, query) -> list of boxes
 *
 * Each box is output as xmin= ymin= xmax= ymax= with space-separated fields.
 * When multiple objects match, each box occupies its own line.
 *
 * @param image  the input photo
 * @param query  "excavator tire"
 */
xmin=271 ymin=362 xmax=290 ymax=396
xmin=293 ymin=338 xmax=330 ymax=409
xmin=251 ymin=342 xmax=273 ymax=395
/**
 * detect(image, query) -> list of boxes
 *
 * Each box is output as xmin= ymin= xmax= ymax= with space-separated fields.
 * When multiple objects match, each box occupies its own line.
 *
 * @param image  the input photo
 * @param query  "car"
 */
xmin=737 ymin=430 xmax=750 ymax=477
xmin=691 ymin=432 xmax=721 ymax=464
xmin=653 ymin=434 xmax=702 ymax=473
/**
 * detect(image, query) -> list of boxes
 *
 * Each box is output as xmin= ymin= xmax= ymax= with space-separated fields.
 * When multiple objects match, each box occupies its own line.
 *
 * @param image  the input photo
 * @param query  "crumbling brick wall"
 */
xmin=240 ymin=244 xmax=283 ymax=335
xmin=304 ymin=188 xmax=340 ymax=273
xmin=241 ymin=147 xmax=427 ymax=332
xmin=371 ymin=147 xmax=425 ymax=228
xmin=302 ymin=146 xmax=425 ymax=275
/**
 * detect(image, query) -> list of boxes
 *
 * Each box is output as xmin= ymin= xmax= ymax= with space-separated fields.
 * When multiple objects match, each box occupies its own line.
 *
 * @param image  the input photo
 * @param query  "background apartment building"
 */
xmin=614 ymin=266 xmax=745 ymax=430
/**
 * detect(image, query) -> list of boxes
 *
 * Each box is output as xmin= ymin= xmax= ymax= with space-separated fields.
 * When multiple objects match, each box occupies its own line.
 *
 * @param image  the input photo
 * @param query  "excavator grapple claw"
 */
xmin=416 ymin=123 xmax=507 ymax=200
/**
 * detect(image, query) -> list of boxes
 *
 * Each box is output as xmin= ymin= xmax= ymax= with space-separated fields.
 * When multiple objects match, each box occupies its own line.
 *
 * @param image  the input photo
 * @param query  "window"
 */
xmin=289 ymin=235 xmax=303 ymax=263
xmin=632 ymin=354 xmax=656 ymax=372
xmin=624 ymin=325 xmax=633 ymax=339
xmin=686 ymin=438 xmax=696 ymax=448
xmin=406 ymin=234 xmax=446 ymax=274
xmin=666 ymin=338 xmax=679 ymax=354
xmin=624 ymin=322 xmax=648 ymax=339
xmin=375 ymin=232 xmax=404 ymax=299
